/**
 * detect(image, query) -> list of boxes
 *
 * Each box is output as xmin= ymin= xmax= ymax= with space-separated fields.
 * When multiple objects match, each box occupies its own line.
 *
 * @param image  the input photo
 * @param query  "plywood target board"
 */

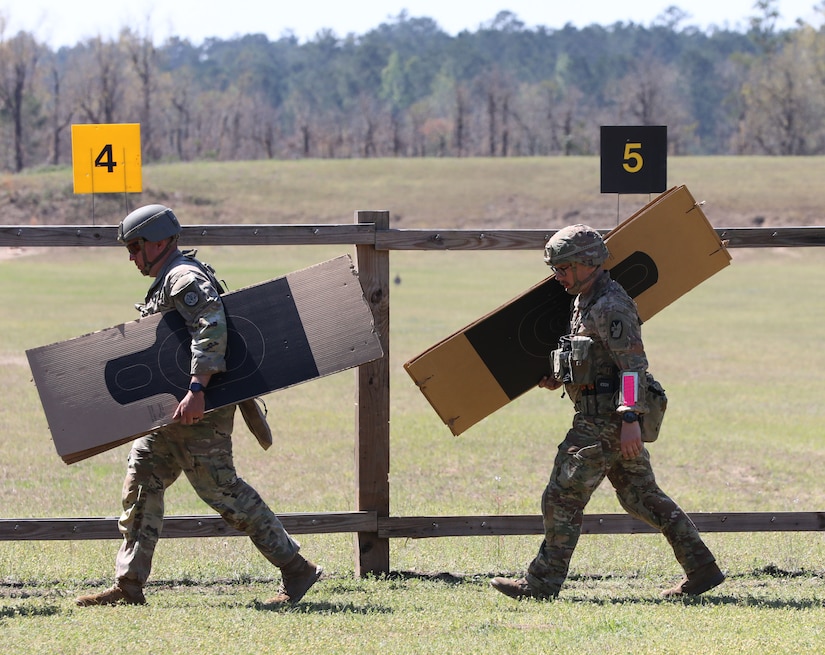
xmin=27 ymin=255 xmax=384 ymax=464
xmin=404 ymin=185 xmax=731 ymax=435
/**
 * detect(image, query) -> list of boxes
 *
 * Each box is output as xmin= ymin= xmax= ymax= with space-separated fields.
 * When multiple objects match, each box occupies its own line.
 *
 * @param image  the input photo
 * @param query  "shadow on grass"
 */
xmin=8 ymin=566 xmax=824 ymax=613
xmin=254 ymin=599 xmax=394 ymax=614
xmin=380 ymin=568 xmax=825 ymax=610
xmin=564 ymin=592 xmax=825 ymax=610
xmin=252 ymin=570 xmax=477 ymax=614
xmin=0 ymin=603 xmax=61 ymax=619
xmin=560 ymin=565 xmax=825 ymax=610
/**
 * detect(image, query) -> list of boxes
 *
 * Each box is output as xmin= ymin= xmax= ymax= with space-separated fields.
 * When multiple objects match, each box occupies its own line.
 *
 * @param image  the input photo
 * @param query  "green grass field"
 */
xmin=1 ymin=160 xmax=825 ymax=653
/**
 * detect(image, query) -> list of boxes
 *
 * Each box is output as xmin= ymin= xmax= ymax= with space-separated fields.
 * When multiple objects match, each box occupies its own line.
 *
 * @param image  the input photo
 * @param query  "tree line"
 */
xmin=0 ymin=1 xmax=823 ymax=172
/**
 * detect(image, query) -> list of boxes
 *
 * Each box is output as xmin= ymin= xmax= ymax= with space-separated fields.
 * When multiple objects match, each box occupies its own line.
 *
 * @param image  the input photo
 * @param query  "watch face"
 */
xmin=622 ymin=411 xmax=638 ymax=423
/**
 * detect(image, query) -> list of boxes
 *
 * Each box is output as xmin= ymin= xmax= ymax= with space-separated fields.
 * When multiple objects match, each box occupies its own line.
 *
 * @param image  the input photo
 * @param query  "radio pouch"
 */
xmin=238 ymin=397 xmax=273 ymax=450
xmin=641 ymin=373 xmax=667 ymax=443
xmin=550 ymin=336 xmax=595 ymax=384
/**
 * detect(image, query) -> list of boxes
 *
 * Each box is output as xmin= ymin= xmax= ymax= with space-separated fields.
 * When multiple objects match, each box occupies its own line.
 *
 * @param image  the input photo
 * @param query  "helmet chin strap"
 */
xmin=566 ymin=263 xmax=601 ymax=294
xmin=138 ymin=237 xmax=177 ymax=275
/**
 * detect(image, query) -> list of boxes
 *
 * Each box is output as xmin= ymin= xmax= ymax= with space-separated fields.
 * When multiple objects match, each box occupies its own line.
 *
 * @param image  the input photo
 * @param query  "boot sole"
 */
xmin=264 ymin=565 xmax=323 ymax=605
xmin=290 ymin=565 xmax=324 ymax=604
xmin=490 ymin=578 xmax=552 ymax=601
xmin=662 ymin=571 xmax=725 ymax=598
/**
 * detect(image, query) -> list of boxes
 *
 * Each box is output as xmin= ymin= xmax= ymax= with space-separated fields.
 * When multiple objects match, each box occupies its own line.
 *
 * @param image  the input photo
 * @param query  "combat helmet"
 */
xmin=544 ymin=224 xmax=609 ymax=268
xmin=117 ymin=204 xmax=181 ymax=244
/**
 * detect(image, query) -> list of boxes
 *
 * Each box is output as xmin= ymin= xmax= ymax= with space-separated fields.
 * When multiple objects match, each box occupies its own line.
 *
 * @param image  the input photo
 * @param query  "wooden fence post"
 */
xmin=354 ymin=210 xmax=391 ymax=576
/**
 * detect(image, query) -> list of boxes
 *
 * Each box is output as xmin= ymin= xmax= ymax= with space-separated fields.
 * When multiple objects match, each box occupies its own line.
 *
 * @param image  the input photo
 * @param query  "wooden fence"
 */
xmin=2 ymin=217 xmax=825 ymax=576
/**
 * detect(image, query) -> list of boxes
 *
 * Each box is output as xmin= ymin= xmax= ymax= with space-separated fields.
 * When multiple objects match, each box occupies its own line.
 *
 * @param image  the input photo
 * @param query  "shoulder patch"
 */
xmin=184 ymin=290 xmax=200 ymax=306
xmin=610 ymin=319 xmax=624 ymax=340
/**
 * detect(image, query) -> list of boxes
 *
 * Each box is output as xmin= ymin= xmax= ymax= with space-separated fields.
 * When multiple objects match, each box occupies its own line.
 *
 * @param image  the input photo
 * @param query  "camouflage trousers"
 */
xmin=526 ymin=413 xmax=716 ymax=598
xmin=114 ymin=405 xmax=299 ymax=588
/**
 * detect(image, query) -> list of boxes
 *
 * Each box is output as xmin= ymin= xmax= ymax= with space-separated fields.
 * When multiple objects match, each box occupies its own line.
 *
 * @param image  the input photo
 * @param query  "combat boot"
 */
xmin=490 ymin=576 xmax=554 ymax=601
xmin=76 ymin=581 xmax=146 ymax=607
xmin=661 ymin=561 xmax=725 ymax=598
xmin=265 ymin=553 xmax=323 ymax=605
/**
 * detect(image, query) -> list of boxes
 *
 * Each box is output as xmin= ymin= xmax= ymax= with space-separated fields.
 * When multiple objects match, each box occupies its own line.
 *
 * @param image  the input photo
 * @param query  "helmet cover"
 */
xmin=544 ymin=224 xmax=608 ymax=267
xmin=118 ymin=204 xmax=181 ymax=243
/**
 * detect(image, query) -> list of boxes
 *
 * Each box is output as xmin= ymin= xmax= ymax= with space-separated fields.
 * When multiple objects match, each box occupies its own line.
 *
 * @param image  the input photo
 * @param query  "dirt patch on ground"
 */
xmin=0 ymin=247 xmax=46 ymax=261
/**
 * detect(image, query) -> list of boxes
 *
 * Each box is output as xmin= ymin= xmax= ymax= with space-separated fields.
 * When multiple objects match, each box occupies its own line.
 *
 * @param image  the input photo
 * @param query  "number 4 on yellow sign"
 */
xmin=71 ymin=123 xmax=142 ymax=194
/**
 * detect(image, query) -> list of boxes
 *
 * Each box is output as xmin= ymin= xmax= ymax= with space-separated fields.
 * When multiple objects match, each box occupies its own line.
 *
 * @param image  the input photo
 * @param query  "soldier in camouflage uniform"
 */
xmin=491 ymin=224 xmax=724 ymax=601
xmin=76 ymin=205 xmax=322 ymax=607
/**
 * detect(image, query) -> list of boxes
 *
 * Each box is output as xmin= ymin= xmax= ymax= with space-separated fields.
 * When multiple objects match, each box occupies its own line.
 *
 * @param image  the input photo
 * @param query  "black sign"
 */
xmin=600 ymin=125 xmax=667 ymax=194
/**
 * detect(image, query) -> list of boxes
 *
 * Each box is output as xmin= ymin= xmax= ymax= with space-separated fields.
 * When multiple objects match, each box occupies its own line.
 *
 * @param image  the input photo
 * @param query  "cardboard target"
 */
xmin=405 ymin=185 xmax=731 ymax=435
xmin=27 ymin=255 xmax=383 ymax=464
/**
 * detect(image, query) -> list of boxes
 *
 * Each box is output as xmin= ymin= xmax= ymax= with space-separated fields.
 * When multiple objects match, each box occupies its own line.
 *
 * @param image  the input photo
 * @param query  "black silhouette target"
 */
xmin=460 ymin=251 xmax=659 ymax=402
xmin=516 ymin=293 xmax=570 ymax=358
xmin=159 ymin=315 xmax=266 ymax=390
xmin=104 ymin=276 xmax=319 ymax=411
xmin=608 ymin=251 xmax=658 ymax=297
xmin=465 ymin=276 xmax=572 ymax=400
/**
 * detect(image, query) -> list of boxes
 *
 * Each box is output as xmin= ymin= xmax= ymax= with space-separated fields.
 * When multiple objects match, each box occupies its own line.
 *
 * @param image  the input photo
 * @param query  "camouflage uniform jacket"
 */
xmin=564 ymin=270 xmax=649 ymax=417
xmin=139 ymin=250 xmax=227 ymax=376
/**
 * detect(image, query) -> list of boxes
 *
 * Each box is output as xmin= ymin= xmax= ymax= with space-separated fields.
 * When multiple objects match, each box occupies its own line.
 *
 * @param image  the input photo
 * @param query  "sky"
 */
xmin=2 ymin=0 xmax=822 ymax=48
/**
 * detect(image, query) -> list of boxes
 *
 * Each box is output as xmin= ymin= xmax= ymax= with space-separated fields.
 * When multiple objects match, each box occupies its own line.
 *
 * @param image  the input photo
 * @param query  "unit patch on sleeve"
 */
xmin=184 ymin=290 xmax=200 ymax=306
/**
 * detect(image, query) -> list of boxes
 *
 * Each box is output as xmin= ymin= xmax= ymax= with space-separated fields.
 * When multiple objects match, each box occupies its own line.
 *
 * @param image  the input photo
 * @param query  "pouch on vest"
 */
xmin=238 ymin=397 xmax=273 ymax=450
xmin=641 ymin=373 xmax=667 ymax=443
xmin=566 ymin=335 xmax=594 ymax=384
xmin=549 ymin=348 xmax=567 ymax=382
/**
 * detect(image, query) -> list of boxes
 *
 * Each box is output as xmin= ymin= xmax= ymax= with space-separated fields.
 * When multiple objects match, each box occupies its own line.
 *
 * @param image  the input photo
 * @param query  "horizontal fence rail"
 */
xmin=377 ymin=512 xmax=825 ymax=538
xmin=2 ymin=225 xmax=825 ymax=249
xmin=2 ymin=512 xmax=823 ymax=542
xmin=0 ymin=512 xmax=377 ymax=541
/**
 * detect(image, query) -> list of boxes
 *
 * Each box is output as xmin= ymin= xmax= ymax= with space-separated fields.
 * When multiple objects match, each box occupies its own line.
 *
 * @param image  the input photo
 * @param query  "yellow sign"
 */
xmin=71 ymin=123 xmax=142 ymax=194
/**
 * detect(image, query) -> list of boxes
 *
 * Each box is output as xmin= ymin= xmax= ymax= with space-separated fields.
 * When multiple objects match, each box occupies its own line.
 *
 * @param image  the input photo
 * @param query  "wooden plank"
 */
xmin=178 ymin=224 xmax=376 ymax=246
xmin=0 ymin=226 xmax=121 ymax=247
xmin=0 ymin=224 xmax=375 ymax=247
xmin=2 ymin=511 xmax=823 ymax=542
xmin=375 ymin=226 xmax=825 ymax=250
xmin=378 ymin=515 xmax=543 ymax=538
xmin=374 ymin=229 xmax=551 ymax=250
xmin=0 ymin=512 xmax=377 ymax=541
xmin=3 ymin=225 xmax=825 ymax=250
xmin=716 ymin=226 xmax=825 ymax=248
xmin=377 ymin=512 xmax=825 ymax=538
xmin=354 ymin=210 xmax=391 ymax=577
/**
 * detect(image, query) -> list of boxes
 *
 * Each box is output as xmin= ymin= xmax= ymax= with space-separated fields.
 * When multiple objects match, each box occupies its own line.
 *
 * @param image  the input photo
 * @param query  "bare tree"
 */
xmin=46 ymin=63 xmax=74 ymax=165
xmin=607 ymin=56 xmax=696 ymax=153
xmin=247 ymin=92 xmax=282 ymax=159
xmin=476 ymin=67 xmax=514 ymax=157
xmin=453 ymin=83 xmax=468 ymax=157
xmin=736 ymin=26 xmax=825 ymax=154
xmin=167 ymin=77 xmax=194 ymax=161
xmin=0 ymin=29 xmax=40 ymax=171
xmin=123 ymin=28 xmax=159 ymax=160
xmin=77 ymin=37 xmax=126 ymax=124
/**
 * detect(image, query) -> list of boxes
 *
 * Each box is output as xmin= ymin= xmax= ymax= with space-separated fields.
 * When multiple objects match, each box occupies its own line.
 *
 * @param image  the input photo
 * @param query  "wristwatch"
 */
xmin=621 ymin=411 xmax=638 ymax=423
xmin=188 ymin=382 xmax=206 ymax=393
